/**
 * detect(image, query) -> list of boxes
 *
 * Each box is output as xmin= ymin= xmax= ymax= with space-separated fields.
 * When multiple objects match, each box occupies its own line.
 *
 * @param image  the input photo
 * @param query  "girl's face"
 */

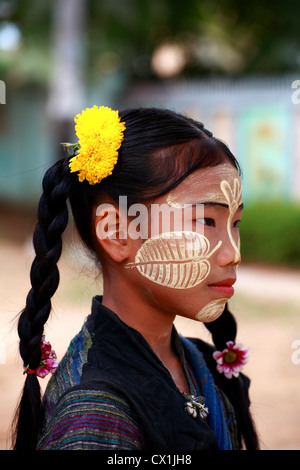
xmin=126 ymin=162 xmax=243 ymax=323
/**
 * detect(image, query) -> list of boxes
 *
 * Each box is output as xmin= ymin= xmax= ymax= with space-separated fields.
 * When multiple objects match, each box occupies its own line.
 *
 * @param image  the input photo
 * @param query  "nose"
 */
xmin=215 ymin=229 xmax=241 ymax=267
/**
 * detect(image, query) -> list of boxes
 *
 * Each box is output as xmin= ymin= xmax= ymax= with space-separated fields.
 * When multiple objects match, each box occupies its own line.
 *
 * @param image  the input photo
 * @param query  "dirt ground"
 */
xmin=1 ymin=238 xmax=300 ymax=451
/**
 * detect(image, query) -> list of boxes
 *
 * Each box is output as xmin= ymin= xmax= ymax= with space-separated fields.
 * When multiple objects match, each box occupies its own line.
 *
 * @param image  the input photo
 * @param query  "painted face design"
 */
xmin=166 ymin=163 xmax=243 ymax=268
xmin=126 ymin=163 xmax=242 ymax=322
xmin=195 ymin=298 xmax=228 ymax=322
xmin=127 ymin=231 xmax=222 ymax=289
xmin=220 ymin=177 xmax=242 ymax=264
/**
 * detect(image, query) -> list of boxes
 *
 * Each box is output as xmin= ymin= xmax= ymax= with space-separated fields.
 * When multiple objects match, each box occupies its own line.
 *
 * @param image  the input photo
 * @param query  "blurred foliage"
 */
xmin=0 ymin=0 xmax=300 ymax=85
xmin=0 ymin=0 xmax=52 ymax=84
xmin=240 ymin=203 xmax=300 ymax=268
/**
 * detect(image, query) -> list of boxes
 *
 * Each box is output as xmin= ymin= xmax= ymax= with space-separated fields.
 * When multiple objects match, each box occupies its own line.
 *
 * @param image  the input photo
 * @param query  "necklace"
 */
xmin=173 ymin=332 xmax=209 ymax=420
xmin=183 ymin=394 xmax=209 ymax=420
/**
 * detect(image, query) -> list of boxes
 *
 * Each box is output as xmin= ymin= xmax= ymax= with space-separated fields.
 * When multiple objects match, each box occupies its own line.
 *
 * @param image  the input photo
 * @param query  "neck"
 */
xmin=102 ymin=290 xmax=175 ymax=363
xmin=101 ymin=268 xmax=191 ymax=395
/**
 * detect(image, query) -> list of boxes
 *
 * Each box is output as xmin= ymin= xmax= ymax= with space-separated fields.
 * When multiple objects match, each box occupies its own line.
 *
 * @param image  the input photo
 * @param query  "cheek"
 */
xmin=126 ymin=231 xmax=220 ymax=290
xmin=220 ymin=177 xmax=243 ymax=263
xmin=228 ymin=226 xmax=241 ymax=263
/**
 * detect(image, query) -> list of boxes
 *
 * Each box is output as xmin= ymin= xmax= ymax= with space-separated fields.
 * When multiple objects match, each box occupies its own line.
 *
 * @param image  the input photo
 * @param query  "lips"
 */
xmin=208 ymin=278 xmax=236 ymax=296
xmin=209 ymin=278 xmax=236 ymax=287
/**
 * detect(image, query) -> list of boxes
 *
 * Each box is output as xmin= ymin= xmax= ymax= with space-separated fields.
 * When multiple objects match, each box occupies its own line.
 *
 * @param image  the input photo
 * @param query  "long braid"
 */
xmin=13 ymin=157 xmax=73 ymax=450
xmin=205 ymin=305 xmax=260 ymax=449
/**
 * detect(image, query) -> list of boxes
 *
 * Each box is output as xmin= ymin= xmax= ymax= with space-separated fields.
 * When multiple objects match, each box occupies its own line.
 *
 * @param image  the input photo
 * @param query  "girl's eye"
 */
xmin=233 ymin=219 xmax=241 ymax=229
xmin=196 ymin=217 xmax=215 ymax=227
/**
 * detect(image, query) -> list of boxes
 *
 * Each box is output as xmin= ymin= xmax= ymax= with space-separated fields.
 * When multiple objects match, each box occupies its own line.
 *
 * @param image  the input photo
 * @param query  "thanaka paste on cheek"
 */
xmin=127 ymin=163 xmax=242 ymax=297
xmin=126 ymin=231 xmax=222 ymax=289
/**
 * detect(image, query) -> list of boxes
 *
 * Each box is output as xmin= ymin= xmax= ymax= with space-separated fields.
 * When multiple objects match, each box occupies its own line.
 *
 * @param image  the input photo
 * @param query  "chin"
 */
xmin=195 ymin=298 xmax=227 ymax=323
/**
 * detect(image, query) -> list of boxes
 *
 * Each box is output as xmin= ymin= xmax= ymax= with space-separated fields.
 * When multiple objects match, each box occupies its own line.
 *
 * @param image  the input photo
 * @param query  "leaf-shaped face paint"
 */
xmin=127 ymin=231 xmax=222 ymax=289
xmin=220 ymin=178 xmax=242 ymax=264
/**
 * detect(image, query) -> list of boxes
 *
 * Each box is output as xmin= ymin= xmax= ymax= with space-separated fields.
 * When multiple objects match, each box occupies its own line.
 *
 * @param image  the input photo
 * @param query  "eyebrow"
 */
xmin=203 ymin=202 xmax=243 ymax=209
xmin=193 ymin=202 xmax=244 ymax=210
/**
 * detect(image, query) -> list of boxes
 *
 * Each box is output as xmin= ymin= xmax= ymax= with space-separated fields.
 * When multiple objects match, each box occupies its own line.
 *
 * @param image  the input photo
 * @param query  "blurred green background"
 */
xmin=0 ymin=0 xmax=300 ymax=267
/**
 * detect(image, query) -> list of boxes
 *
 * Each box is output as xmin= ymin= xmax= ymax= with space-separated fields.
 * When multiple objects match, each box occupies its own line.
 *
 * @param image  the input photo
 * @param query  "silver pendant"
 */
xmin=184 ymin=394 xmax=209 ymax=420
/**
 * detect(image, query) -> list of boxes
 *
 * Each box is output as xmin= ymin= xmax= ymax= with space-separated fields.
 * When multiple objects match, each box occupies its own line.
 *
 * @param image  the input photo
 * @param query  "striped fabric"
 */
xmin=38 ymin=324 xmax=207 ymax=450
xmin=38 ymin=389 xmax=145 ymax=450
xmin=38 ymin=323 xmax=146 ymax=450
xmin=41 ymin=323 xmax=93 ymax=418
xmin=37 ymin=300 xmax=240 ymax=450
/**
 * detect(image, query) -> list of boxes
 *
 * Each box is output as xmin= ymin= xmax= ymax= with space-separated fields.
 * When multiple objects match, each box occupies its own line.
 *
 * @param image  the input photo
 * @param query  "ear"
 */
xmin=94 ymin=203 xmax=131 ymax=263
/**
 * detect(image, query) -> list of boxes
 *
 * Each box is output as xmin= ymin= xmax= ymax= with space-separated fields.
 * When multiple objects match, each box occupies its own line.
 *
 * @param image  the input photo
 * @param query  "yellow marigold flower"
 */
xmin=69 ymin=105 xmax=126 ymax=185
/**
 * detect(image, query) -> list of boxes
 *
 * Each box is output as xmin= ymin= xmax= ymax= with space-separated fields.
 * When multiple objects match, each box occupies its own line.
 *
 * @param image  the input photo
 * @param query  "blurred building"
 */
xmin=0 ymin=74 xmax=299 ymax=205
xmin=121 ymin=75 xmax=300 ymax=204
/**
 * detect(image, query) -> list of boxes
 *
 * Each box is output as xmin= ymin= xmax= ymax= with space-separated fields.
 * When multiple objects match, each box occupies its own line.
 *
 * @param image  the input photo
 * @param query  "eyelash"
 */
xmin=196 ymin=218 xmax=242 ymax=228
xmin=197 ymin=217 xmax=215 ymax=227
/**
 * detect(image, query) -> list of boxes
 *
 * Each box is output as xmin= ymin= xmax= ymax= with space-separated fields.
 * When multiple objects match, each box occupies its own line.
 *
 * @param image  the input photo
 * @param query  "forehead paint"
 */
xmin=167 ymin=164 xmax=242 ymax=264
xmin=167 ymin=164 xmax=239 ymax=208
xmin=126 ymin=231 xmax=222 ymax=289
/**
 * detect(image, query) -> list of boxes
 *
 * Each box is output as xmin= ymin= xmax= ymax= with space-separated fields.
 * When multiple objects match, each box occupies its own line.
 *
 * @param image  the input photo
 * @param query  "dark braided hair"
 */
xmin=13 ymin=158 xmax=73 ymax=450
xmin=12 ymin=107 xmax=259 ymax=450
xmin=205 ymin=305 xmax=259 ymax=449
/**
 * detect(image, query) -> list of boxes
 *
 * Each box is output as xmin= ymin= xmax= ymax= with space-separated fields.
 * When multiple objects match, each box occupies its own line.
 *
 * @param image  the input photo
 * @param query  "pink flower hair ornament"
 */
xmin=23 ymin=336 xmax=59 ymax=379
xmin=212 ymin=341 xmax=249 ymax=379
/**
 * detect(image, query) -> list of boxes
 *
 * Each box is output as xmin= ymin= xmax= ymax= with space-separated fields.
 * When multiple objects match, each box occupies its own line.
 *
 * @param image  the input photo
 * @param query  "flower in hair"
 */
xmin=24 ymin=336 xmax=58 ymax=378
xmin=212 ymin=341 xmax=248 ymax=379
xmin=68 ymin=105 xmax=126 ymax=185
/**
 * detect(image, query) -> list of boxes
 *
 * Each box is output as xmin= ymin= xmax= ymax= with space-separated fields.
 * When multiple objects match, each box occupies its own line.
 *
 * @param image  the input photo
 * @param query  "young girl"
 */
xmin=13 ymin=106 xmax=259 ymax=450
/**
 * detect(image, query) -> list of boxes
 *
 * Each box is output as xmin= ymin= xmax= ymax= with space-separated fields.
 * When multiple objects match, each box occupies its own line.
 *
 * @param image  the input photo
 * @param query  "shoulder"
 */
xmin=38 ymin=385 xmax=145 ymax=450
xmin=43 ymin=323 xmax=92 ymax=402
